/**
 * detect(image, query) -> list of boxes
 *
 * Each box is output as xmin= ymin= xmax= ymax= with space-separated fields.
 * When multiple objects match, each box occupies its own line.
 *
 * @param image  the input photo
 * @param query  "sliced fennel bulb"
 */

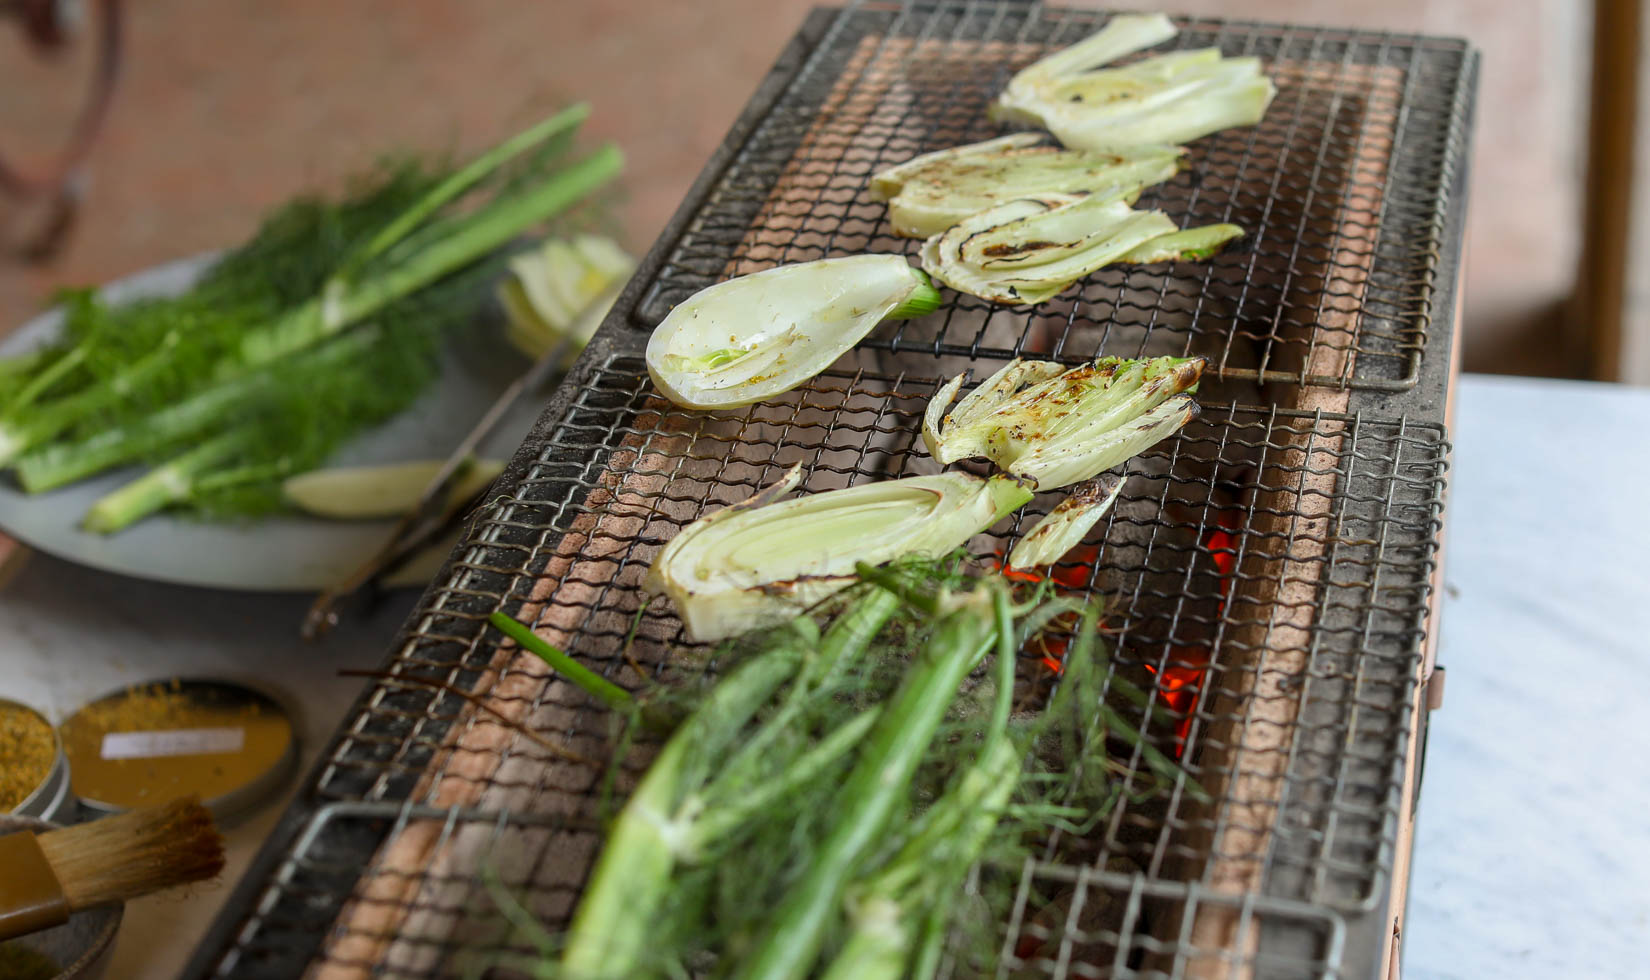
xmin=992 ymin=13 xmax=1178 ymax=131
xmin=991 ymin=13 xmax=1276 ymax=151
xmin=645 ymin=465 xmax=1031 ymax=641
xmin=919 ymin=189 xmax=1244 ymax=304
xmin=920 ymin=191 xmax=1175 ymax=305
xmin=497 ymin=233 xmax=634 ymax=360
xmin=868 ymin=135 xmax=1184 ymax=238
xmin=923 ymin=355 xmax=1203 ymax=491
xmin=1008 ymin=475 xmax=1124 ymax=570
xmin=646 ymin=255 xmax=941 ymax=409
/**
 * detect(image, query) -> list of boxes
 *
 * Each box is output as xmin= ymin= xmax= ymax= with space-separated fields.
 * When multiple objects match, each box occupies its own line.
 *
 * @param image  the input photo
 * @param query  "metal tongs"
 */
xmin=300 ymin=333 xmax=574 ymax=640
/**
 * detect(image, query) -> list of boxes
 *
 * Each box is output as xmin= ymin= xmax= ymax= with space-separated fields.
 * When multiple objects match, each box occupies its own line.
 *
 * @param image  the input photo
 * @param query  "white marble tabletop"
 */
xmin=1405 ymin=375 xmax=1650 ymax=978
xmin=2 ymin=373 xmax=1646 ymax=978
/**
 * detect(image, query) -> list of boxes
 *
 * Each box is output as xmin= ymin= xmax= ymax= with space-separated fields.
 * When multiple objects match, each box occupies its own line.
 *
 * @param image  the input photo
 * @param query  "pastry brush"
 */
xmin=0 ymin=796 xmax=224 ymax=940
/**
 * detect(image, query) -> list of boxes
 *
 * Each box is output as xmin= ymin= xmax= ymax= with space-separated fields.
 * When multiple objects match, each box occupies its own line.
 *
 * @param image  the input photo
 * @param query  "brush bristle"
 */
xmin=37 ymin=797 xmax=225 ymax=909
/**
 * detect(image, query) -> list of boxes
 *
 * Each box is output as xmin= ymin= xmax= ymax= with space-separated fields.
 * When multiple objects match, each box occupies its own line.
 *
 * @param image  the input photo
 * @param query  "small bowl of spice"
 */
xmin=0 ymin=815 xmax=122 ymax=980
xmin=0 ymin=699 xmax=74 ymax=823
xmin=58 ymin=678 xmax=295 ymax=824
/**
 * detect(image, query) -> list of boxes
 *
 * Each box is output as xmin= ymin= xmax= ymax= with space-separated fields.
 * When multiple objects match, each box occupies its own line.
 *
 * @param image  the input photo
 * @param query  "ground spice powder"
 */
xmin=0 ymin=703 xmax=55 ymax=812
xmin=59 ymin=679 xmax=291 ymax=811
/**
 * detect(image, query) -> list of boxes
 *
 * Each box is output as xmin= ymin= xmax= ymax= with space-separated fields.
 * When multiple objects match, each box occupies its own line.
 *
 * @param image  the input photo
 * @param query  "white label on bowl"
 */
xmin=100 ymin=727 xmax=245 ymax=759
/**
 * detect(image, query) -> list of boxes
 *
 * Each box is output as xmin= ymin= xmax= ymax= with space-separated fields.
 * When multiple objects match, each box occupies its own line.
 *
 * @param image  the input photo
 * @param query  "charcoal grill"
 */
xmin=183 ymin=4 xmax=1472 ymax=978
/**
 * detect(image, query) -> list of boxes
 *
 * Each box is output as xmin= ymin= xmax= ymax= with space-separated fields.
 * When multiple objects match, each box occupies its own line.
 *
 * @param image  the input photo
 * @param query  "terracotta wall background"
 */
xmin=0 ymin=0 xmax=1588 ymax=375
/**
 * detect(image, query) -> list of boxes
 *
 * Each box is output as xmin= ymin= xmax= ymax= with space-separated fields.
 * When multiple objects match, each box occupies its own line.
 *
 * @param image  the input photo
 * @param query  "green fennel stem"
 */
xmin=704 ymin=587 xmax=900 ymax=797
xmin=15 ymin=326 xmax=384 ymax=492
xmin=0 ymin=335 xmax=178 ymax=466
xmin=487 ymin=611 xmax=632 ymax=712
xmin=3 ymin=343 xmax=85 ymax=416
xmin=241 ymin=144 xmax=623 ymax=368
xmin=882 ymin=270 xmax=943 ymax=320
xmin=905 ymin=742 xmax=1022 ymax=980
xmin=559 ymin=632 xmax=809 ymax=979
xmin=329 ymin=103 xmax=592 ymax=286
xmin=81 ymin=431 xmax=251 ymax=534
xmin=820 ymin=739 xmax=1022 ymax=980
xmin=14 ymin=374 xmax=260 ymax=492
xmin=689 ymin=709 xmax=879 ymax=849
xmin=728 ymin=599 xmax=999 ymax=980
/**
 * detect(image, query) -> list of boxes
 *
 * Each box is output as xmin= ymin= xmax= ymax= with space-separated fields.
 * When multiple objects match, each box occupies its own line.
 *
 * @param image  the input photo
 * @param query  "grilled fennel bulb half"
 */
xmin=644 ymin=465 xmax=1030 ymax=641
xmin=925 ymin=354 xmax=1202 ymax=570
xmin=868 ymin=134 xmax=1184 ymax=239
xmin=646 ymin=255 xmax=941 ymax=409
xmin=919 ymin=189 xmax=1242 ymax=305
xmin=923 ymin=354 xmax=1204 ymax=491
xmin=990 ymin=12 xmax=1277 ymax=151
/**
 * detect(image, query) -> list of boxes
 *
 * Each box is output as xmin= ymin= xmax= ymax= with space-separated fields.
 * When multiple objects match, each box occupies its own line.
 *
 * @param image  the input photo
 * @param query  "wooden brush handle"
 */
xmin=0 ymin=831 xmax=68 ymax=941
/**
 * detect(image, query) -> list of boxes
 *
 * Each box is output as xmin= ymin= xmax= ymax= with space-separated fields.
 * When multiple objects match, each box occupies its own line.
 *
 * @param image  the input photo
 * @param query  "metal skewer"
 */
xmin=301 ymin=331 xmax=575 ymax=640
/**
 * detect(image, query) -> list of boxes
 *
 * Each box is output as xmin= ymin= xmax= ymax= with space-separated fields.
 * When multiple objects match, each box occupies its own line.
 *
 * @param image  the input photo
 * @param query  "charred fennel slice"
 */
xmin=867 ymin=133 xmax=1185 ymax=239
xmin=644 ymin=465 xmax=1031 ymax=642
xmin=919 ymin=188 xmax=1243 ymax=305
xmin=1008 ymin=474 xmax=1125 ymax=571
xmin=923 ymin=354 xmax=1203 ymax=492
xmin=645 ymin=255 xmax=940 ymax=410
xmin=990 ymin=12 xmax=1277 ymax=152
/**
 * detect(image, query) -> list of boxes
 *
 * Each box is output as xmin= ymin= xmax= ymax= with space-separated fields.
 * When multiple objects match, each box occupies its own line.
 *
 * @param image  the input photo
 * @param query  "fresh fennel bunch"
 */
xmin=480 ymin=558 xmax=1196 ymax=979
xmin=0 ymin=103 xmax=622 ymax=532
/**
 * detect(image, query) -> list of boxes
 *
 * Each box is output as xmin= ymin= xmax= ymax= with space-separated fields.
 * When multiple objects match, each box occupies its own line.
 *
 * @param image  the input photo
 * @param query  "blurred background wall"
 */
xmin=0 ymin=0 xmax=1598 ymax=379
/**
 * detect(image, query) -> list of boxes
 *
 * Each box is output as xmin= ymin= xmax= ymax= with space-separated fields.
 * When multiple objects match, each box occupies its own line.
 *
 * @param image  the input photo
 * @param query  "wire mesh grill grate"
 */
xmin=636 ymin=1 xmax=1473 ymax=390
xmin=212 ymin=806 xmax=1351 ymax=980
xmin=191 ymin=352 xmax=1449 ymax=978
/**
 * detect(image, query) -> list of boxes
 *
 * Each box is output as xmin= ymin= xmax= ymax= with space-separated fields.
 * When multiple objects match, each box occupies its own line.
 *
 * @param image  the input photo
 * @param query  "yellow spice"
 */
xmin=59 ymin=680 xmax=290 ymax=810
xmin=0 ymin=703 xmax=55 ymax=812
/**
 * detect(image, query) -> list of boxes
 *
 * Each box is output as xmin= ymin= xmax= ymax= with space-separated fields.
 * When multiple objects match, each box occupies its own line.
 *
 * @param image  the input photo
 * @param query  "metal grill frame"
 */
xmin=185 ymin=5 xmax=1472 ymax=979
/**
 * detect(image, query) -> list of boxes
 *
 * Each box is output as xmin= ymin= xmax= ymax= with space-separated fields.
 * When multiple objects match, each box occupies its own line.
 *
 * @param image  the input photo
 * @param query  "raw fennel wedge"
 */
xmin=919 ymin=189 xmax=1242 ymax=305
xmin=645 ymin=255 xmax=940 ymax=409
xmin=644 ymin=465 xmax=1030 ymax=641
xmin=991 ymin=12 xmax=1277 ymax=151
xmin=923 ymin=354 xmax=1204 ymax=491
xmin=868 ymin=134 xmax=1184 ymax=238
xmin=281 ymin=457 xmax=505 ymax=520
xmin=497 ymin=233 xmax=633 ymax=360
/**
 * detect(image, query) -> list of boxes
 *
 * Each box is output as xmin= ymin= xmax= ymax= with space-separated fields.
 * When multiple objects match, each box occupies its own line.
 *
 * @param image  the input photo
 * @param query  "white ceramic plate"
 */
xmin=0 ymin=253 xmax=542 ymax=592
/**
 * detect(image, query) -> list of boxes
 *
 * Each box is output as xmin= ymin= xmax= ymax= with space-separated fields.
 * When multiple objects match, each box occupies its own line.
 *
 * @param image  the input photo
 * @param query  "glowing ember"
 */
xmin=999 ymin=505 xmax=1241 ymax=757
xmin=998 ymin=542 xmax=1101 ymax=591
xmin=1146 ymin=507 xmax=1243 ymax=754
